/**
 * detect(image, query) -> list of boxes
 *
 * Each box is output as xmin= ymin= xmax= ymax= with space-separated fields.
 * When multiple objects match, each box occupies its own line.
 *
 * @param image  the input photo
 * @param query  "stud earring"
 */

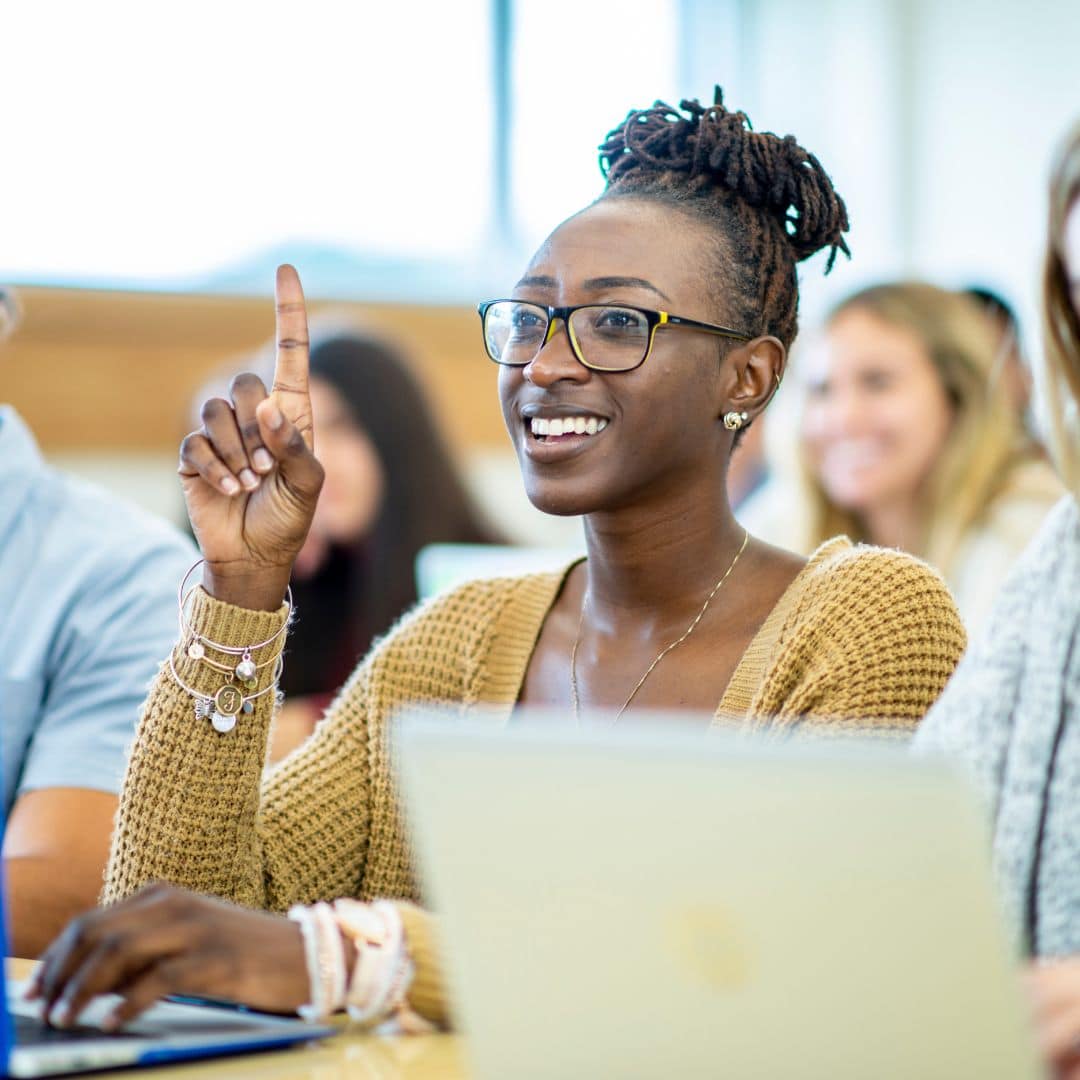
xmin=723 ymin=411 xmax=749 ymax=431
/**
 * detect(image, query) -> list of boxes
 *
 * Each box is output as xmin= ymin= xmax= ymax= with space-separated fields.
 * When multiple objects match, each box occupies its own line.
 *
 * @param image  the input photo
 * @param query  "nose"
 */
xmin=807 ymin=386 xmax=864 ymax=449
xmin=807 ymin=383 xmax=864 ymax=441
xmin=523 ymin=318 xmax=591 ymax=388
xmin=829 ymin=385 xmax=868 ymax=436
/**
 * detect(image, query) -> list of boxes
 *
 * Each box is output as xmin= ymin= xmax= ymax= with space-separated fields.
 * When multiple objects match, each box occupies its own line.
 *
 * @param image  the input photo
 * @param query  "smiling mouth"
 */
xmin=528 ymin=415 xmax=609 ymax=441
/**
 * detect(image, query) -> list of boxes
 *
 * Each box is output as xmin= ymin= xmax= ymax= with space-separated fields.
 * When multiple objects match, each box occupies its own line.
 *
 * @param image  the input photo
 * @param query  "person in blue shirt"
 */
xmin=0 ymin=286 xmax=196 ymax=956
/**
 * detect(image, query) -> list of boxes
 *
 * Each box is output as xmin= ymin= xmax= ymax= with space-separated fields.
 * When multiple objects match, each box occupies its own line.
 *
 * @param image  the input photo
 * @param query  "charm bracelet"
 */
xmin=167 ymin=649 xmax=283 ymax=733
xmin=170 ymin=560 xmax=292 ymax=733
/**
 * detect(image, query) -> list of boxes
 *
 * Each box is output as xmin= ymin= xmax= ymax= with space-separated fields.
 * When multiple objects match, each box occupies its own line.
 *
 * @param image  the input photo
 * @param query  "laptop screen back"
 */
xmin=397 ymin=719 xmax=1040 ymax=1080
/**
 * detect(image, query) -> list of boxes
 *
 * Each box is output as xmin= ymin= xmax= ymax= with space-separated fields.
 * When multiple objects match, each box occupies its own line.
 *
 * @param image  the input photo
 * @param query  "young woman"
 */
xmin=796 ymin=282 xmax=1061 ymax=630
xmin=31 ymin=92 xmax=964 ymax=1032
xmin=912 ymin=122 xmax=1080 ymax=1079
xmin=272 ymin=332 xmax=498 ymax=760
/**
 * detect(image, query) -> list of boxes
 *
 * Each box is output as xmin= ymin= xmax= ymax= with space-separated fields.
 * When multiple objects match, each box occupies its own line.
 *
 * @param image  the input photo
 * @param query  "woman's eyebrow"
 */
xmin=582 ymin=276 xmax=672 ymax=302
xmin=512 ymin=274 xmax=673 ymax=303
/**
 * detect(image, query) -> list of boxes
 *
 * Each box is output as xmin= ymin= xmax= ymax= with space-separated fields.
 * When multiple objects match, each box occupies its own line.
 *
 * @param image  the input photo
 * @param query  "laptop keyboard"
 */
xmin=13 ymin=1012 xmax=143 ymax=1044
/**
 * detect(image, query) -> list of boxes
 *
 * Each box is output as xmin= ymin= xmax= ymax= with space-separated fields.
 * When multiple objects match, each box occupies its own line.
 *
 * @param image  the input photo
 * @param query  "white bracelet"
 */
xmin=334 ymin=899 xmax=436 ymax=1033
xmin=288 ymin=902 xmax=347 ymax=1022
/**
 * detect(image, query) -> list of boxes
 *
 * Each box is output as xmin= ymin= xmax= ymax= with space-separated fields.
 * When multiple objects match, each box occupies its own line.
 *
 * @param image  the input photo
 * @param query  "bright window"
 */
xmin=508 ymin=0 xmax=678 ymax=259
xmin=1 ymin=1 xmax=695 ymax=299
xmin=1 ymin=1 xmax=491 ymax=295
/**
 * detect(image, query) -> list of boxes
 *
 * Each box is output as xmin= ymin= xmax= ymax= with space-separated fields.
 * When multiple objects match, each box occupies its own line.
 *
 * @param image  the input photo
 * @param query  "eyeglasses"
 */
xmin=477 ymin=300 xmax=752 ymax=374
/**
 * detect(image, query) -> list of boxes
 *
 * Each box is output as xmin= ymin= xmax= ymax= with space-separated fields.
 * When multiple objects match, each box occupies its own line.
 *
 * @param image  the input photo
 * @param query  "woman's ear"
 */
xmin=722 ymin=336 xmax=786 ymax=419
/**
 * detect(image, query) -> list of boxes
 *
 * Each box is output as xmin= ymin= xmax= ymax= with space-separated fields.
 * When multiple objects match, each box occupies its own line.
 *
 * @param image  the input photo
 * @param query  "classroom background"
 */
xmin=3 ymin=0 xmax=1079 ymax=550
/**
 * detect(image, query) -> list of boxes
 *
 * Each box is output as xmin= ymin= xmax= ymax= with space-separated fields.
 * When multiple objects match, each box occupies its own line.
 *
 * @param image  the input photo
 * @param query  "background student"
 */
xmin=964 ymin=285 xmax=1035 ymax=424
xmin=915 ymin=118 xmax=1080 ymax=1080
xmin=0 ymin=285 xmax=196 ymax=957
xmin=795 ymin=281 xmax=1061 ymax=629
xmin=266 ymin=332 xmax=499 ymax=761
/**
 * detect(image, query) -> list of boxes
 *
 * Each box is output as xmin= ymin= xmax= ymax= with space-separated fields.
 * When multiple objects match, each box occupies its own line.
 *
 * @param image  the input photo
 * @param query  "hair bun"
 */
xmin=599 ymin=87 xmax=851 ymax=272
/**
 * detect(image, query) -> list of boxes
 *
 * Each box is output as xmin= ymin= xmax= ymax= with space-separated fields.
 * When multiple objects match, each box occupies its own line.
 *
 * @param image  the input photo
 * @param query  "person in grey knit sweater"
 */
xmin=914 ymin=120 xmax=1080 ymax=1078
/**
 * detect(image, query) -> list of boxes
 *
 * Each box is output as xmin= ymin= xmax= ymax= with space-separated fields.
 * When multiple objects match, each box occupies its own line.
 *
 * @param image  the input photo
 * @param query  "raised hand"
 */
xmin=179 ymin=265 xmax=324 ymax=610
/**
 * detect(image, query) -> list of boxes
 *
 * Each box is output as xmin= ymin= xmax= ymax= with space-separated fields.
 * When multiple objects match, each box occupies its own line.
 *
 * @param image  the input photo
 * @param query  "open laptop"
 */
xmin=0 ymin=882 xmax=335 ymax=1076
xmin=396 ymin=717 xmax=1041 ymax=1080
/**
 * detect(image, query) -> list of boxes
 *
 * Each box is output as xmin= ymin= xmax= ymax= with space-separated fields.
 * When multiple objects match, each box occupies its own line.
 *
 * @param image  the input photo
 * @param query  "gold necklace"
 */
xmin=569 ymin=529 xmax=750 ymax=723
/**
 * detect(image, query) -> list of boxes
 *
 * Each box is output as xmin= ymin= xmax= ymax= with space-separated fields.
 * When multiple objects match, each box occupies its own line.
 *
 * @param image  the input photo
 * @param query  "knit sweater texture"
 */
xmin=104 ymin=538 xmax=965 ymax=1026
xmin=914 ymin=495 xmax=1080 ymax=958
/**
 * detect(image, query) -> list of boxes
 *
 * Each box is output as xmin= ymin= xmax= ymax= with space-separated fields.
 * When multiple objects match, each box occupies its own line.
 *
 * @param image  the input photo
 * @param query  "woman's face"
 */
xmin=498 ymin=199 xmax=738 ymax=517
xmin=800 ymin=307 xmax=954 ymax=516
xmin=308 ymin=376 xmax=385 ymax=543
xmin=1065 ymin=196 xmax=1080 ymax=320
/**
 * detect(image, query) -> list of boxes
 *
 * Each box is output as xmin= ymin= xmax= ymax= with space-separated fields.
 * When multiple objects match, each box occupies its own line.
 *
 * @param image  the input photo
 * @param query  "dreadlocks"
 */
xmin=598 ymin=87 xmax=850 ymax=349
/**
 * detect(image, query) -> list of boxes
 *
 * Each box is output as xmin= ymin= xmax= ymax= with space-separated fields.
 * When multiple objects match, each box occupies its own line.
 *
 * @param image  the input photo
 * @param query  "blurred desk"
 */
xmin=7 ymin=959 xmax=470 ymax=1079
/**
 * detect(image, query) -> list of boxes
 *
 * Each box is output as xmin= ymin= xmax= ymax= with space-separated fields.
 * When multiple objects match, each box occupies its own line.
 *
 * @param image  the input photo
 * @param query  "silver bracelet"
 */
xmin=167 ymin=648 xmax=283 ymax=734
xmin=184 ymin=644 xmax=280 ymax=684
xmin=177 ymin=559 xmax=293 ymax=681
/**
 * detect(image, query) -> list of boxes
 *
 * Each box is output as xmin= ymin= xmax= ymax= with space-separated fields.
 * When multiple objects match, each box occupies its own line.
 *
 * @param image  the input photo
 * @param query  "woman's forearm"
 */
xmin=102 ymin=588 xmax=288 ymax=907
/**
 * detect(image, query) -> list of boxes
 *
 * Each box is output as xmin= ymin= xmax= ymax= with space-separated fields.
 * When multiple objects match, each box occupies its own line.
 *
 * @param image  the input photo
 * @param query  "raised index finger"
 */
xmin=271 ymin=264 xmax=313 ymax=447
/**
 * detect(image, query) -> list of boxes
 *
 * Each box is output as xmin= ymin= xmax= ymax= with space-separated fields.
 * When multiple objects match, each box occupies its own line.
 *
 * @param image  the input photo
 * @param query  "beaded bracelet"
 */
xmin=335 ymin=900 xmax=436 ymax=1034
xmin=287 ymin=898 xmax=435 ymax=1033
xmin=288 ymin=903 xmax=347 ymax=1022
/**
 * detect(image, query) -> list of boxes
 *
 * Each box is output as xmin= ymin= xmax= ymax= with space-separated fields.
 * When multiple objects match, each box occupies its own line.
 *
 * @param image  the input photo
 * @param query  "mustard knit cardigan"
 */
xmin=103 ymin=538 xmax=965 ymax=1026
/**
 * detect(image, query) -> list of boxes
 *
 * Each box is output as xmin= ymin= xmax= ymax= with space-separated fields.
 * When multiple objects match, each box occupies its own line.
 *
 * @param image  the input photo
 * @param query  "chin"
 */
xmin=523 ymin=488 xmax=590 ymax=518
xmin=825 ymin=494 xmax=871 ymax=515
xmin=520 ymin=473 xmax=596 ymax=518
xmin=821 ymin=476 xmax=881 ymax=510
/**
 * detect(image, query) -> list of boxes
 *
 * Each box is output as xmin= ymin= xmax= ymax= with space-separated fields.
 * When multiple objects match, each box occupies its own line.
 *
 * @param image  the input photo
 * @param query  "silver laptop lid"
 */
xmin=396 ymin=716 xmax=1040 ymax=1080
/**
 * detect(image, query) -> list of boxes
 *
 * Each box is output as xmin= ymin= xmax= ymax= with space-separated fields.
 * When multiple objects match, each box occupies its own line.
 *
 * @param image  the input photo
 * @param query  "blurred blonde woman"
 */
xmin=796 ymin=281 xmax=1061 ymax=629
xmin=915 ymin=121 xmax=1080 ymax=1080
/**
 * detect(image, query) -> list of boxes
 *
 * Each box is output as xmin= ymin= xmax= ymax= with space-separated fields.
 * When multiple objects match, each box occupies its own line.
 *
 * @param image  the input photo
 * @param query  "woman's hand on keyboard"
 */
xmin=26 ymin=884 xmax=311 ymax=1029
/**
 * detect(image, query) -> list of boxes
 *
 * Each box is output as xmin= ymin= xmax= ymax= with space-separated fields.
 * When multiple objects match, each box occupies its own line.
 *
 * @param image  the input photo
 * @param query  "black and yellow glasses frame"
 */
xmin=477 ymin=299 xmax=753 ymax=374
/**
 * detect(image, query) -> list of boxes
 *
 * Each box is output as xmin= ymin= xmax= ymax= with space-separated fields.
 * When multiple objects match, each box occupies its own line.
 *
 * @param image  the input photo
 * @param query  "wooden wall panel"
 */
xmin=3 ymin=286 xmax=509 ymax=454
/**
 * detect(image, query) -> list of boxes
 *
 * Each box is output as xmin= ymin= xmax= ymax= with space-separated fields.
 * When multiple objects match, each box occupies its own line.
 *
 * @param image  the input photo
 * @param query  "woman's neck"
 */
xmin=856 ymin=497 xmax=924 ymax=553
xmin=580 ymin=486 xmax=746 ymax=635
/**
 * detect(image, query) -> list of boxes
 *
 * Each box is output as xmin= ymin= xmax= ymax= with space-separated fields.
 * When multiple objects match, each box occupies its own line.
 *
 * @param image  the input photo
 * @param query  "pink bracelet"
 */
xmin=333 ymin=899 xmax=436 ymax=1034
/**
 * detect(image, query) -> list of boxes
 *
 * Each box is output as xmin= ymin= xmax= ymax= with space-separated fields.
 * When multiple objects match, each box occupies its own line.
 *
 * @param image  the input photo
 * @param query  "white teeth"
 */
xmin=528 ymin=415 xmax=609 ymax=438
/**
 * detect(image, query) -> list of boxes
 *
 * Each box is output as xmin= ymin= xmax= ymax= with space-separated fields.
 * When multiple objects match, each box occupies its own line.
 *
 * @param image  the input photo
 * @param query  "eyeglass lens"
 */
xmin=484 ymin=301 xmax=650 ymax=372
